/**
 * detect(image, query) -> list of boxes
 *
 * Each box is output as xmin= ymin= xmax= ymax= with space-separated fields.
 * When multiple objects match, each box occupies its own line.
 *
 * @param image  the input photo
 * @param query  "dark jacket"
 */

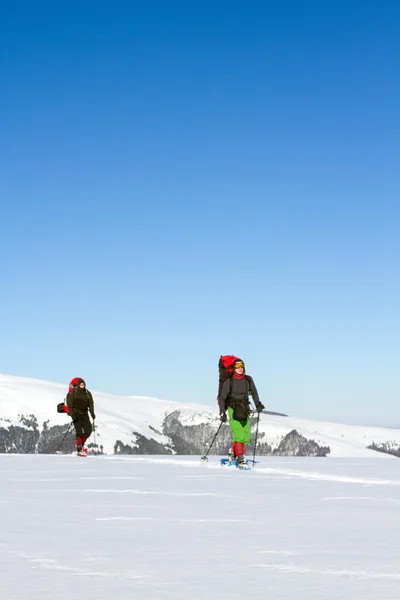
xmin=67 ymin=387 xmax=95 ymax=420
xmin=218 ymin=375 xmax=261 ymax=414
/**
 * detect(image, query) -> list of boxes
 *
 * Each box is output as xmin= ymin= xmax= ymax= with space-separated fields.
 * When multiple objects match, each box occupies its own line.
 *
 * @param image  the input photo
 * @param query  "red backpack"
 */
xmin=218 ymin=355 xmax=243 ymax=398
xmin=68 ymin=377 xmax=83 ymax=392
xmin=57 ymin=377 xmax=84 ymax=414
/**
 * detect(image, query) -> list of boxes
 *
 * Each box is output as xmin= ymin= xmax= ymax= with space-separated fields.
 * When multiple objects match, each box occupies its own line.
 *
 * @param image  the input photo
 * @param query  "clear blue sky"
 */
xmin=1 ymin=1 xmax=399 ymax=425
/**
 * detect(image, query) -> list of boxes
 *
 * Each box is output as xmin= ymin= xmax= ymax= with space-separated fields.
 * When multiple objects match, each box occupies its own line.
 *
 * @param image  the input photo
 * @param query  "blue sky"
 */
xmin=1 ymin=1 xmax=399 ymax=425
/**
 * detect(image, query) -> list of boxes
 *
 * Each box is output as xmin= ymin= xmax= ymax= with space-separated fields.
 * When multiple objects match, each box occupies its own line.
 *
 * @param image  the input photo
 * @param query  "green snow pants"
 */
xmin=228 ymin=407 xmax=251 ymax=445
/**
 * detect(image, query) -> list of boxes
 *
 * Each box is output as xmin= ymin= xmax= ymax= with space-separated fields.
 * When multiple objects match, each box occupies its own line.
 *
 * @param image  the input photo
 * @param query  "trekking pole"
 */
xmin=251 ymin=411 xmax=261 ymax=467
xmin=56 ymin=423 xmax=73 ymax=453
xmin=201 ymin=421 xmax=223 ymax=463
xmin=92 ymin=419 xmax=97 ymax=452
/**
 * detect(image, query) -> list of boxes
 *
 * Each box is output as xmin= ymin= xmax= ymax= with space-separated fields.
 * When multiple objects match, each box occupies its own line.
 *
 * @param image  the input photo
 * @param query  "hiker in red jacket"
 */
xmin=218 ymin=360 xmax=264 ymax=468
xmin=67 ymin=378 xmax=96 ymax=455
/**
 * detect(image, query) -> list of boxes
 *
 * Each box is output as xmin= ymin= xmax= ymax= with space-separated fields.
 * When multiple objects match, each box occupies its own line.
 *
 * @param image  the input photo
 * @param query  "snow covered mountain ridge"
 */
xmin=1 ymin=373 xmax=399 ymax=458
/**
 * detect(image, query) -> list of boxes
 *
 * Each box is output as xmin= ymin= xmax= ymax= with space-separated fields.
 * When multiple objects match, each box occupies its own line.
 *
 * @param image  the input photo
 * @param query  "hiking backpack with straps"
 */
xmin=57 ymin=377 xmax=84 ymax=414
xmin=218 ymin=355 xmax=251 ymax=396
xmin=218 ymin=355 xmax=252 ymax=420
xmin=218 ymin=355 xmax=240 ymax=399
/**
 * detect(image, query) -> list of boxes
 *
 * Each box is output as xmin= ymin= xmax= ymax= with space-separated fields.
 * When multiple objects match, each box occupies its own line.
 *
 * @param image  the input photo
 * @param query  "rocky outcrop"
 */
xmin=274 ymin=429 xmax=330 ymax=457
xmin=368 ymin=441 xmax=400 ymax=458
xmin=0 ymin=414 xmax=39 ymax=453
xmin=0 ymin=412 xmax=329 ymax=457
xmin=163 ymin=410 xmax=232 ymax=454
xmin=114 ymin=432 xmax=173 ymax=455
xmin=37 ymin=422 xmax=76 ymax=454
xmin=163 ymin=410 xmax=276 ymax=456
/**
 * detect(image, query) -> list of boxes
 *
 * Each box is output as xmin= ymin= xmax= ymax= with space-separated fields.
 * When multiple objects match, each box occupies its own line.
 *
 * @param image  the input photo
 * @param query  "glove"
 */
xmin=91 ymin=414 xmax=96 ymax=420
xmin=220 ymin=412 xmax=227 ymax=423
xmin=70 ymin=410 xmax=77 ymax=422
xmin=257 ymin=403 xmax=265 ymax=413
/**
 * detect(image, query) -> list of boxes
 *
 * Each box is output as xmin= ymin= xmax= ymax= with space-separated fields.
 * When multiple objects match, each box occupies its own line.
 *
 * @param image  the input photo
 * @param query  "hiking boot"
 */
xmin=228 ymin=449 xmax=236 ymax=464
xmin=76 ymin=445 xmax=83 ymax=456
xmin=82 ymin=447 xmax=88 ymax=456
xmin=237 ymin=455 xmax=247 ymax=469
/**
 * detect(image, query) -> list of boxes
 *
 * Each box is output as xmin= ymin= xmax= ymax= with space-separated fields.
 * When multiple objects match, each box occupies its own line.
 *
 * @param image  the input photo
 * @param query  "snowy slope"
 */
xmin=261 ymin=413 xmax=400 ymax=458
xmin=1 ymin=373 xmax=399 ymax=457
xmin=0 ymin=373 xmax=181 ymax=453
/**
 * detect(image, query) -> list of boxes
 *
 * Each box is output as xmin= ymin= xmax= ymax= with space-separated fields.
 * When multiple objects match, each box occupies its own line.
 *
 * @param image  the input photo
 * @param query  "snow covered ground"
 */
xmin=1 ymin=454 xmax=399 ymax=600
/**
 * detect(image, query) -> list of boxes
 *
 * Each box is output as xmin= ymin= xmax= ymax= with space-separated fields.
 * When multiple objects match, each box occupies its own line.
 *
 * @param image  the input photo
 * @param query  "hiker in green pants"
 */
xmin=218 ymin=359 xmax=264 ymax=468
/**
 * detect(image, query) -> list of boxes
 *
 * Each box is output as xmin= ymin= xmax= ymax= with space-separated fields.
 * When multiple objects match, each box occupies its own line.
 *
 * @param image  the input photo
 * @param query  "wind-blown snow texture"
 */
xmin=1 ymin=373 xmax=400 ymax=457
xmin=1 ymin=455 xmax=399 ymax=600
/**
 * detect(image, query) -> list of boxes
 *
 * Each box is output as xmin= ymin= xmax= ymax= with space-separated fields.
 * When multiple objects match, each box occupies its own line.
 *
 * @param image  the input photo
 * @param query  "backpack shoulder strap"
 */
xmin=223 ymin=376 xmax=233 ymax=399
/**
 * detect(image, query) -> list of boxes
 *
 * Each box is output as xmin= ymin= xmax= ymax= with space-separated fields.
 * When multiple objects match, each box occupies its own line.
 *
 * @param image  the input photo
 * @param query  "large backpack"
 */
xmin=218 ymin=355 xmax=243 ymax=398
xmin=68 ymin=377 xmax=83 ymax=392
xmin=218 ymin=356 xmax=253 ymax=420
xmin=57 ymin=377 xmax=84 ymax=414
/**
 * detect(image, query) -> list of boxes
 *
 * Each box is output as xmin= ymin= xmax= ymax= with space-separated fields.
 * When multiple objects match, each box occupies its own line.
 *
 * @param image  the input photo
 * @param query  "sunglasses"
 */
xmin=234 ymin=363 xmax=244 ymax=369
